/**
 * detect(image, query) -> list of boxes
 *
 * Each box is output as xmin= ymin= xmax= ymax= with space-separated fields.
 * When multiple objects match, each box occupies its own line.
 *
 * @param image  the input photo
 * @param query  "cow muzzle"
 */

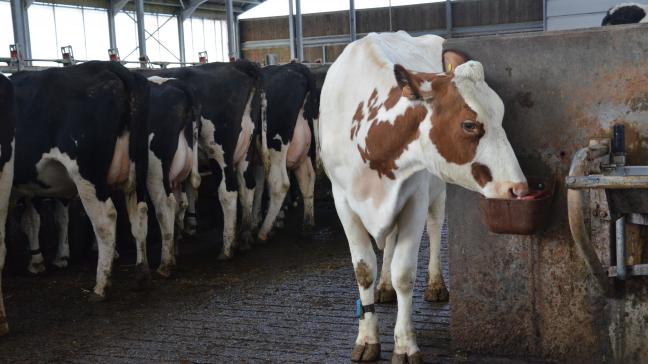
xmin=487 ymin=181 xmax=529 ymax=199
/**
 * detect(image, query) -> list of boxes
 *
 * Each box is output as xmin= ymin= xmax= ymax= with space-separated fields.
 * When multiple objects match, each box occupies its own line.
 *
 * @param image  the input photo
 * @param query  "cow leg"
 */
xmin=148 ymin=153 xmax=177 ymax=278
xmin=217 ymin=164 xmax=239 ymax=260
xmin=52 ymin=199 xmax=70 ymax=268
xmin=251 ymin=163 xmax=265 ymax=233
xmin=293 ymin=157 xmax=315 ymax=234
xmin=74 ymin=183 xmax=118 ymax=302
xmin=21 ymin=200 xmax=45 ymax=274
xmin=257 ymin=147 xmax=289 ymax=242
xmin=424 ymin=189 xmax=449 ymax=302
xmin=173 ymin=188 xmax=188 ymax=256
xmin=375 ymin=228 xmax=397 ymax=303
xmin=237 ymin=157 xmax=255 ymax=251
xmin=184 ymin=186 xmax=198 ymax=236
xmin=391 ymin=194 xmax=427 ymax=364
xmin=125 ymin=190 xmax=150 ymax=289
xmin=0 ymin=150 xmax=14 ymax=336
xmin=332 ymin=189 xmax=380 ymax=362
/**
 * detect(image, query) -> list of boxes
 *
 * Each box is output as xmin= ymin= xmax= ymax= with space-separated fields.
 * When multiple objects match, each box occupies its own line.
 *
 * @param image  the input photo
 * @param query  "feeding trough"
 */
xmin=479 ymin=177 xmax=555 ymax=235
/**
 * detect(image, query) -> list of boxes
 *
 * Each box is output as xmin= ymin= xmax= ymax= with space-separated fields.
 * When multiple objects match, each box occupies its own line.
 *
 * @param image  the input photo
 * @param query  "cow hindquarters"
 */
xmin=21 ymin=200 xmax=45 ymax=274
xmin=332 ymin=187 xmax=380 ymax=362
xmin=257 ymin=146 xmax=290 ymax=242
xmin=293 ymin=156 xmax=315 ymax=233
xmin=390 ymin=192 xmax=428 ymax=363
xmin=424 ymin=189 xmax=448 ymax=302
xmin=0 ymin=144 xmax=14 ymax=336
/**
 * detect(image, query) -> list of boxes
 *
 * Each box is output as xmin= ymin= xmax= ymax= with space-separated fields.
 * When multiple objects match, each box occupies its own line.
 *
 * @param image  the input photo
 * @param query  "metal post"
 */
xmin=226 ymin=0 xmax=236 ymax=61
xmin=135 ymin=0 xmax=147 ymax=67
xmin=295 ymin=0 xmax=303 ymax=62
xmin=542 ymin=0 xmax=547 ymax=31
xmin=10 ymin=0 xmax=25 ymax=64
xmin=288 ymin=0 xmax=295 ymax=60
xmin=616 ymin=216 xmax=627 ymax=280
xmin=22 ymin=4 xmax=31 ymax=62
xmin=445 ymin=0 xmax=452 ymax=38
xmin=178 ymin=14 xmax=186 ymax=64
xmin=108 ymin=8 xmax=117 ymax=50
xmin=349 ymin=0 xmax=356 ymax=42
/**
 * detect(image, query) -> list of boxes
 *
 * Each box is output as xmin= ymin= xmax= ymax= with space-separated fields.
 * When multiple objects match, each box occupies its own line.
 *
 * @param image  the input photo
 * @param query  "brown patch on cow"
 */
xmin=395 ymin=269 xmax=415 ymax=291
xmin=384 ymin=86 xmax=402 ymax=110
xmin=427 ymin=75 xmax=483 ymax=165
xmin=367 ymin=89 xmax=382 ymax=120
xmin=471 ymin=162 xmax=493 ymax=187
xmin=350 ymin=101 xmax=365 ymax=139
xmin=354 ymin=260 xmax=374 ymax=289
xmin=358 ymin=105 xmax=428 ymax=179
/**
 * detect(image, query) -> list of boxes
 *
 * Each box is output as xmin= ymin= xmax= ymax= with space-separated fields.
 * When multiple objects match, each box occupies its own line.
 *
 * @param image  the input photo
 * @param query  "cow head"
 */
xmin=602 ymin=3 xmax=648 ymax=25
xmin=393 ymin=59 xmax=527 ymax=199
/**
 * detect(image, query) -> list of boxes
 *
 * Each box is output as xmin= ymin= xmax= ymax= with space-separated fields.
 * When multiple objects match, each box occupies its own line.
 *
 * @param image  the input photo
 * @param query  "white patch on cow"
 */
xmin=257 ymin=145 xmax=290 ymax=241
xmin=0 ymin=139 xmax=14 ymax=335
xmin=169 ymin=132 xmax=193 ymax=189
xmin=200 ymin=117 xmax=226 ymax=167
xmin=21 ymin=200 xmax=45 ymax=274
xmin=147 ymin=76 xmax=175 ymax=85
xmin=419 ymin=80 xmax=432 ymax=92
xmin=52 ymin=199 xmax=70 ymax=268
xmin=218 ymin=179 xmax=238 ymax=259
xmin=147 ymin=141 xmax=177 ymax=276
xmin=233 ymin=93 xmax=255 ymax=165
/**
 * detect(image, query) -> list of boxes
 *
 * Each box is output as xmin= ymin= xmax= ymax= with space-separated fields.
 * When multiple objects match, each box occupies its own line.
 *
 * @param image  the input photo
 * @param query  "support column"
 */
xmin=178 ymin=14 xmax=186 ymax=64
xmin=445 ymin=0 xmax=452 ymax=38
xmin=108 ymin=8 xmax=117 ymax=50
xmin=226 ymin=0 xmax=236 ymax=61
xmin=288 ymin=0 xmax=295 ymax=60
xmin=349 ymin=0 xmax=356 ymax=42
xmin=295 ymin=0 xmax=303 ymax=62
xmin=10 ymin=0 xmax=27 ymax=63
xmin=135 ymin=0 xmax=147 ymax=67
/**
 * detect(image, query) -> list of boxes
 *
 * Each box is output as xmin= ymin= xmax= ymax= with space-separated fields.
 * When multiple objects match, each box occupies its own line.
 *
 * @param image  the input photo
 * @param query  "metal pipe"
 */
xmin=10 ymin=0 xmax=25 ymax=63
xmin=288 ymin=0 xmax=295 ymax=60
xmin=226 ymin=0 xmax=236 ymax=61
xmin=542 ymin=0 xmax=547 ymax=31
xmin=295 ymin=0 xmax=303 ymax=62
xmin=616 ymin=216 xmax=627 ymax=280
xmin=135 ymin=0 xmax=147 ymax=67
xmin=349 ymin=0 xmax=356 ymax=42
xmin=177 ymin=14 xmax=186 ymax=64
xmin=22 ymin=5 xmax=31 ymax=62
xmin=445 ymin=0 xmax=452 ymax=38
xmin=108 ymin=9 xmax=117 ymax=50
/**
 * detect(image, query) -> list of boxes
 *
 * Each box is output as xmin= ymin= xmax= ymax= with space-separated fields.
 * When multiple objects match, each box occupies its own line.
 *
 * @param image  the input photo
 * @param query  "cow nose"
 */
xmin=509 ymin=182 xmax=529 ymax=198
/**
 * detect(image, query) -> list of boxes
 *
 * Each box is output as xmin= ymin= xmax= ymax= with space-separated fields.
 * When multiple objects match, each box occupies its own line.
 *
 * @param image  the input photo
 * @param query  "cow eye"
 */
xmin=461 ymin=121 xmax=479 ymax=134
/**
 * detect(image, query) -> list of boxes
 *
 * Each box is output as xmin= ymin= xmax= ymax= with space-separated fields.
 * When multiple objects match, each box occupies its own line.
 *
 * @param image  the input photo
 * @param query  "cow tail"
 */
xmin=296 ymin=64 xmax=322 ymax=177
xmin=127 ymin=72 xmax=150 ymax=203
xmin=241 ymin=60 xmax=270 ymax=176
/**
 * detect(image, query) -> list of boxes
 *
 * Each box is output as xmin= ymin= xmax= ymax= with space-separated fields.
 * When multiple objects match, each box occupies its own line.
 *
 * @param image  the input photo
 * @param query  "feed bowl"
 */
xmin=479 ymin=177 xmax=555 ymax=235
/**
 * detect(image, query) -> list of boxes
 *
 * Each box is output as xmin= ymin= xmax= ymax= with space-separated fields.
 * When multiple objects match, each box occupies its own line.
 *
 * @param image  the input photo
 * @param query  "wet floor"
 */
xmin=0 ymin=200 xmax=543 ymax=363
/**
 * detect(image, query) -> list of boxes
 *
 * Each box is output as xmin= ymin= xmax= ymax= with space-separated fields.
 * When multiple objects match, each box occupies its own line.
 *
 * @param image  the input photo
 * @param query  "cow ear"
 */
xmin=394 ymin=64 xmax=421 ymax=100
xmin=443 ymin=50 xmax=469 ymax=74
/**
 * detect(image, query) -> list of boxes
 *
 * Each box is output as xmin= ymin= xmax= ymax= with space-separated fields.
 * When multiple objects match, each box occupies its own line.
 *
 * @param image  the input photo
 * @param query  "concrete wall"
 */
xmin=547 ymin=0 xmax=623 ymax=31
xmin=445 ymin=24 xmax=648 ymax=363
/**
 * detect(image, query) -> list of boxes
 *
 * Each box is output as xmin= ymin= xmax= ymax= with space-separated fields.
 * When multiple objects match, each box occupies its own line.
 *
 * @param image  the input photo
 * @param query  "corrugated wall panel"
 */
xmin=546 ymin=0 xmax=621 ymax=30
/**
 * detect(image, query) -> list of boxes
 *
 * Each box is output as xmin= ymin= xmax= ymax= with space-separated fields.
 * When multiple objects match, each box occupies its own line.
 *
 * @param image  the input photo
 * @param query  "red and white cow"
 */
xmin=319 ymin=31 xmax=528 ymax=362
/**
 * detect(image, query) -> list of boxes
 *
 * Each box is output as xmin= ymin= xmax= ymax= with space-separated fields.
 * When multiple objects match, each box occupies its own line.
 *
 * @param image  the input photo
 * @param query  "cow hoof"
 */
xmin=424 ymin=285 xmax=449 ymax=302
xmin=135 ymin=264 xmax=152 ymax=289
xmin=156 ymin=264 xmax=174 ymax=278
xmin=28 ymin=262 xmax=46 ymax=275
xmin=351 ymin=343 xmax=381 ymax=362
xmin=391 ymin=352 xmax=422 ymax=364
xmin=256 ymin=233 xmax=269 ymax=244
xmin=218 ymin=250 xmax=233 ymax=260
xmin=375 ymin=286 xmax=397 ymax=303
xmin=0 ymin=318 xmax=8 ymax=336
xmin=88 ymin=292 xmax=106 ymax=303
xmin=52 ymin=257 xmax=69 ymax=269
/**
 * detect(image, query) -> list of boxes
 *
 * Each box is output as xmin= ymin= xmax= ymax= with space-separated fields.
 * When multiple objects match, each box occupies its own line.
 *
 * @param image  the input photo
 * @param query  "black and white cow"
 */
xmin=602 ymin=3 xmax=648 ymax=25
xmin=0 ymin=74 xmax=15 ymax=336
xmin=143 ymin=76 xmax=200 ymax=278
xmin=138 ymin=61 xmax=266 ymax=260
xmin=253 ymin=63 xmax=318 ymax=241
xmin=10 ymin=61 xmax=150 ymax=301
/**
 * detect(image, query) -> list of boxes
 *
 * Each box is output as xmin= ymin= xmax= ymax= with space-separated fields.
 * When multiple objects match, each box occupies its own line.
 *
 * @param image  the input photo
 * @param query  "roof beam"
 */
xmin=181 ymin=0 xmax=208 ymax=18
xmin=112 ymin=0 xmax=130 ymax=13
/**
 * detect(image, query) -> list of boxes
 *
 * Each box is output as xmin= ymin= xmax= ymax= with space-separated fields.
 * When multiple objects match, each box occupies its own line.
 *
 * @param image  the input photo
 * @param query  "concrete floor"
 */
xmin=0 ymin=200 xmax=544 ymax=363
